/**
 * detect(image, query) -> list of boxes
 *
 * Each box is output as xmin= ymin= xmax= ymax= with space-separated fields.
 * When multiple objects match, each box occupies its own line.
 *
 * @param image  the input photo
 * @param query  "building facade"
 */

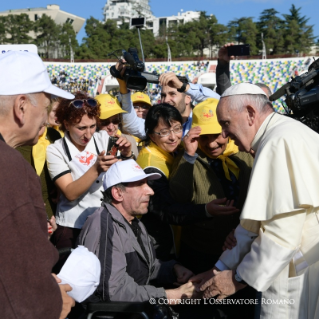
xmin=103 ymin=0 xmax=154 ymax=24
xmin=0 ymin=5 xmax=85 ymax=35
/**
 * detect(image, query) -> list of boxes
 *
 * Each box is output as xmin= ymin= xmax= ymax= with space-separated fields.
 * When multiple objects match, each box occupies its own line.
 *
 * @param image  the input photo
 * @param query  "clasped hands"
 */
xmin=189 ymin=267 xmax=246 ymax=300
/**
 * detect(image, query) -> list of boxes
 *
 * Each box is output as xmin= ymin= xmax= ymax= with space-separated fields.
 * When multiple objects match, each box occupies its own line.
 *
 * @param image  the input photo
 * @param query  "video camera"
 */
xmin=270 ymin=58 xmax=319 ymax=132
xmin=110 ymin=48 xmax=188 ymax=91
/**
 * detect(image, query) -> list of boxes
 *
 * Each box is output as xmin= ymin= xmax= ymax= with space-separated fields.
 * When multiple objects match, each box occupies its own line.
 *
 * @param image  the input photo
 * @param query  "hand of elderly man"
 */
xmin=183 ymin=126 xmax=201 ymax=156
xmin=205 ymin=198 xmax=239 ymax=216
xmin=166 ymin=282 xmax=202 ymax=304
xmin=201 ymin=270 xmax=246 ymax=300
xmin=51 ymin=274 xmax=75 ymax=319
xmin=189 ymin=267 xmax=219 ymax=291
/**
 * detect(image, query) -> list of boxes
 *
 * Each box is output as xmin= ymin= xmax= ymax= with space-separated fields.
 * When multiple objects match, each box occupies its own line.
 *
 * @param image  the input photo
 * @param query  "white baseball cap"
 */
xmin=0 ymin=51 xmax=74 ymax=99
xmin=221 ymin=83 xmax=267 ymax=98
xmin=103 ymin=159 xmax=161 ymax=190
xmin=58 ymin=246 xmax=100 ymax=303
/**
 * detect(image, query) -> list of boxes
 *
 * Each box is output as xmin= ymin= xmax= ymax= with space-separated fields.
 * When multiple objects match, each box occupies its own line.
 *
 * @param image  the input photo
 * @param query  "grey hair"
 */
xmin=0 ymin=93 xmax=39 ymax=116
xmin=102 ymin=183 xmax=127 ymax=204
xmin=222 ymin=94 xmax=272 ymax=114
xmin=255 ymin=83 xmax=272 ymax=98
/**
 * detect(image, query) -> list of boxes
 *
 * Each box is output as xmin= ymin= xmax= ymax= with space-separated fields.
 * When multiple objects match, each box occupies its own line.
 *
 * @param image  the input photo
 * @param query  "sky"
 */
xmin=1 ymin=0 xmax=318 ymax=45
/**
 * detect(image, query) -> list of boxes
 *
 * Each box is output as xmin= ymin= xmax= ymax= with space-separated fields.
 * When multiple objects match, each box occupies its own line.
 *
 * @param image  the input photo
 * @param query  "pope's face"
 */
xmin=217 ymin=98 xmax=255 ymax=153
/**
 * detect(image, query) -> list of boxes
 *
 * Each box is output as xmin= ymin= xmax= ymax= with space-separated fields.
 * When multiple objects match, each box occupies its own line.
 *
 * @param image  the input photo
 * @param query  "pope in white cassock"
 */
xmin=191 ymin=83 xmax=319 ymax=319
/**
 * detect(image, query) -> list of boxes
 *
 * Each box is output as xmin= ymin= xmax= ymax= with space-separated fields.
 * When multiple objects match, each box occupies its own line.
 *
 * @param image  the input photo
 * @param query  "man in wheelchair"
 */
xmin=78 ymin=159 xmax=199 ymax=305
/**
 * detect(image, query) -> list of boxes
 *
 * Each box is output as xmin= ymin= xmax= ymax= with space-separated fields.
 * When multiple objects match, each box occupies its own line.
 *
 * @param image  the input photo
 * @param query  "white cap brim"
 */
xmin=121 ymin=172 xmax=161 ymax=184
xmin=106 ymin=172 xmax=161 ymax=189
xmin=44 ymin=83 xmax=74 ymax=99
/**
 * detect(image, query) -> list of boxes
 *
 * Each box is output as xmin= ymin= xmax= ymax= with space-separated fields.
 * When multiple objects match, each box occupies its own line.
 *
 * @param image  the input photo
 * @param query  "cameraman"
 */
xmin=115 ymin=60 xmax=220 ymax=139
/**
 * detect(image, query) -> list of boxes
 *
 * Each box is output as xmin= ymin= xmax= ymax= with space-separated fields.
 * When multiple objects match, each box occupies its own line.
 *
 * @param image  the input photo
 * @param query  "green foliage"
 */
xmin=0 ymin=6 xmax=316 ymax=59
xmin=228 ymin=17 xmax=259 ymax=55
xmin=59 ymin=23 xmax=78 ymax=59
xmin=282 ymin=4 xmax=316 ymax=54
xmin=0 ymin=13 xmax=79 ymax=59
xmin=257 ymin=9 xmax=285 ymax=55
xmin=33 ymin=14 xmax=60 ymax=58
xmin=4 ymin=14 xmax=33 ymax=44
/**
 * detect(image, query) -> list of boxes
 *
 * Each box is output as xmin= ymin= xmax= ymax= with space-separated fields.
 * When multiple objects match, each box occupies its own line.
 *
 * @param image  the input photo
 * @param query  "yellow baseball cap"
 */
xmin=192 ymin=98 xmax=221 ymax=135
xmin=131 ymin=92 xmax=152 ymax=107
xmin=95 ymin=94 xmax=127 ymax=120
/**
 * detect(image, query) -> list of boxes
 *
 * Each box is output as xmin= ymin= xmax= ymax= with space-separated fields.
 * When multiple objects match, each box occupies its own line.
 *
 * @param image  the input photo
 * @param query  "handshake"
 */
xmin=168 ymin=263 xmax=246 ymax=304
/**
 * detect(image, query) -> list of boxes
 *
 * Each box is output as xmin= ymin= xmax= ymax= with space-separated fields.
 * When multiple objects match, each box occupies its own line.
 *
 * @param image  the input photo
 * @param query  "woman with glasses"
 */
xmin=46 ymin=92 xmax=133 ymax=262
xmin=95 ymin=93 xmax=139 ymax=156
xmin=136 ymin=103 xmax=238 ymax=261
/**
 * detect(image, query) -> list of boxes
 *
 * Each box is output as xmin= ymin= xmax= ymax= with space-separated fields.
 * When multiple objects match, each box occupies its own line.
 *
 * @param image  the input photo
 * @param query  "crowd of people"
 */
xmin=1 ymin=43 xmax=319 ymax=319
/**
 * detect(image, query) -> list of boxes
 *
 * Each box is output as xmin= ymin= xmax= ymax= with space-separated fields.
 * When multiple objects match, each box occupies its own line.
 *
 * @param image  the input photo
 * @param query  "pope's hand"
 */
xmin=202 ymin=270 xmax=246 ymax=300
xmin=189 ymin=267 xmax=219 ymax=292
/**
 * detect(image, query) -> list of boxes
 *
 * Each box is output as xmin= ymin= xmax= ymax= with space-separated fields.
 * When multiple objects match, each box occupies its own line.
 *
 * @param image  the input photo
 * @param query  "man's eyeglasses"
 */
xmin=153 ymin=125 xmax=183 ymax=137
xmin=100 ymin=118 xmax=121 ymax=126
xmin=69 ymin=99 xmax=98 ymax=109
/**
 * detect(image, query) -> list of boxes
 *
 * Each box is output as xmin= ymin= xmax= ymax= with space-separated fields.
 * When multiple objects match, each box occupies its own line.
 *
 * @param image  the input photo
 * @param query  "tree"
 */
xmin=257 ymin=8 xmax=285 ymax=55
xmin=228 ymin=17 xmax=259 ymax=55
xmin=34 ymin=14 xmax=60 ymax=58
xmin=0 ymin=16 xmax=6 ymax=44
xmin=59 ymin=23 xmax=78 ymax=59
xmin=4 ymin=14 xmax=33 ymax=44
xmin=283 ymin=5 xmax=316 ymax=54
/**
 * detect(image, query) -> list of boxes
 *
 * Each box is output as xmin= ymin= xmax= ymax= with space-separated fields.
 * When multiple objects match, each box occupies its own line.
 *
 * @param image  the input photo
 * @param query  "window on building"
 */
xmin=168 ymin=20 xmax=177 ymax=27
xmin=146 ymin=21 xmax=153 ymax=28
xmin=35 ymin=14 xmax=38 ymax=21
xmin=66 ymin=18 xmax=74 ymax=24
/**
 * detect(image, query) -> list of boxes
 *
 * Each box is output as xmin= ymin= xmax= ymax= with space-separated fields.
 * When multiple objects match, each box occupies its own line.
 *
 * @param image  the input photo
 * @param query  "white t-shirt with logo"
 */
xmin=46 ymin=130 xmax=110 ymax=229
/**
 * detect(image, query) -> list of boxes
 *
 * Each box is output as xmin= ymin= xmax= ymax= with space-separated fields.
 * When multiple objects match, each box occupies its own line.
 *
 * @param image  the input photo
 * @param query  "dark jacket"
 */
xmin=78 ymin=202 xmax=177 ymax=302
xmin=142 ymin=166 xmax=210 ymax=261
xmin=16 ymin=127 xmax=61 ymax=218
xmin=0 ymin=135 xmax=62 ymax=319
xmin=170 ymin=150 xmax=253 ymax=255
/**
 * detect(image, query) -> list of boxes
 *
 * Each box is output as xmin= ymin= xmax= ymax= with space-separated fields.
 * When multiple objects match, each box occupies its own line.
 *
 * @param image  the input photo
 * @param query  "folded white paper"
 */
xmin=58 ymin=245 xmax=101 ymax=302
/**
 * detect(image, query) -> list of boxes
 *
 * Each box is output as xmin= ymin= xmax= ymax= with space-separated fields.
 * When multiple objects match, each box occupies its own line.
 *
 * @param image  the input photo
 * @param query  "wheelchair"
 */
xmin=57 ymin=248 xmax=178 ymax=319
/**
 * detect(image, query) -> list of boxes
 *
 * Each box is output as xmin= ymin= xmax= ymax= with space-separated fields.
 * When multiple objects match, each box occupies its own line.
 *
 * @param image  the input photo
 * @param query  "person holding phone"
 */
xmin=95 ymin=93 xmax=138 ymax=157
xmin=46 ymin=91 xmax=133 ymax=266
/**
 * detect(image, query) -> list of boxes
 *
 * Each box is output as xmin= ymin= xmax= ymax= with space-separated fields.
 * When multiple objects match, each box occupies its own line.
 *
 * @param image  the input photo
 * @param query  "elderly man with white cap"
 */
xmin=78 ymin=159 xmax=199 ymax=304
xmin=191 ymin=83 xmax=319 ymax=319
xmin=0 ymin=51 xmax=75 ymax=319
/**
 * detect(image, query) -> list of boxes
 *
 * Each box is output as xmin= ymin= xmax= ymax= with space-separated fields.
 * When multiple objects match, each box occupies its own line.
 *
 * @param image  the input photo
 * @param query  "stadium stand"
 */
xmin=45 ymin=57 xmax=313 ymax=112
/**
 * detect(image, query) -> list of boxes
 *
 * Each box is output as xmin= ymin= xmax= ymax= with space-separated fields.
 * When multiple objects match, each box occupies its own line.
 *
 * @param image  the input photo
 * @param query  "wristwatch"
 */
xmin=120 ymin=151 xmax=136 ymax=160
xmin=177 ymin=82 xmax=188 ymax=93
xmin=234 ymin=270 xmax=247 ymax=285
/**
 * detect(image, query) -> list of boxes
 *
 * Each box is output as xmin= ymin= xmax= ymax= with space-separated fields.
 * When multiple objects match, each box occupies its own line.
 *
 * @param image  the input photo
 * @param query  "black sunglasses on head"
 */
xmin=69 ymin=99 xmax=98 ymax=109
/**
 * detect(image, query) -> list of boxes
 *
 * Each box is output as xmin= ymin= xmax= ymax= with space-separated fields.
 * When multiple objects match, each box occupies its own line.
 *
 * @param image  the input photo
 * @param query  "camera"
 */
xmin=110 ymin=48 xmax=189 ymax=91
xmin=270 ymin=58 xmax=319 ymax=132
